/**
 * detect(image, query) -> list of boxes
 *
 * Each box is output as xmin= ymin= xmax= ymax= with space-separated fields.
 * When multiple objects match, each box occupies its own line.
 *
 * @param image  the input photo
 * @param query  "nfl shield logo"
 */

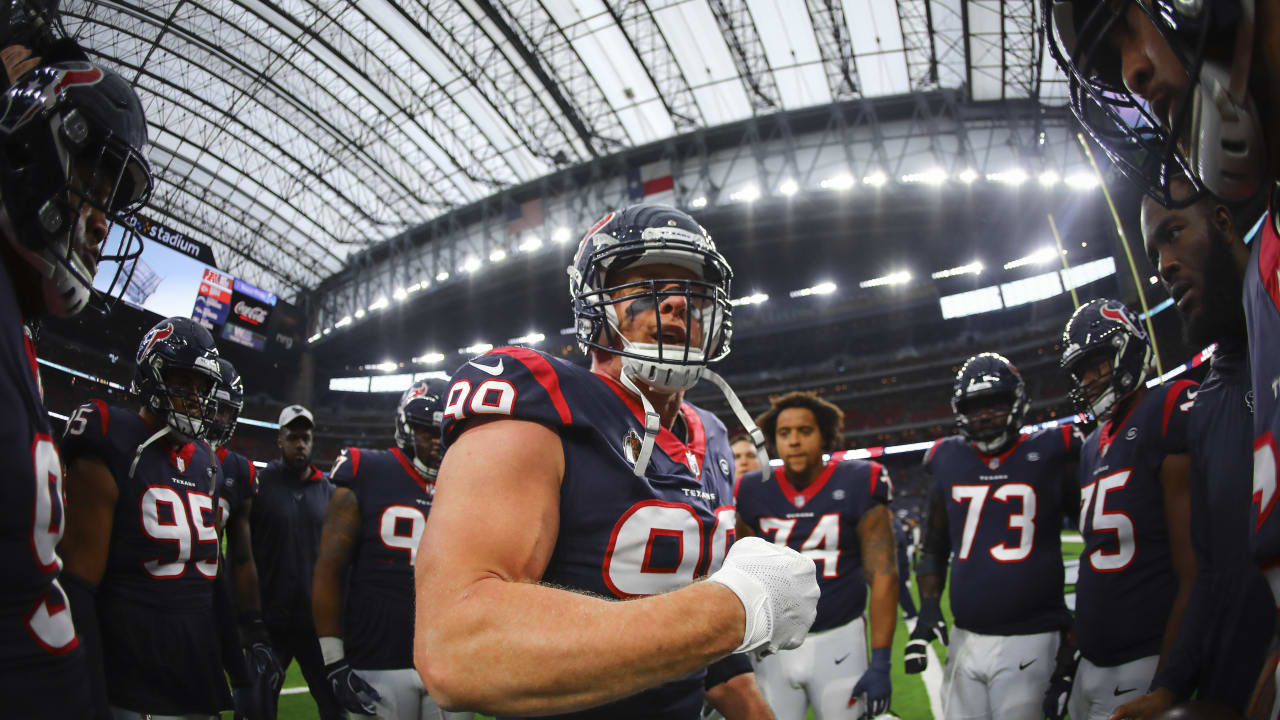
xmin=685 ymin=451 xmax=700 ymax=476
xmin=794 ymin=496 xmax=806 ymax=508
xmin=177 ymin=456 xmax=186 ymax=473
xmin=988 ymin=458 xmax=999 ymax=470
xmin=833 ymin=489 xmax=846 ymax=500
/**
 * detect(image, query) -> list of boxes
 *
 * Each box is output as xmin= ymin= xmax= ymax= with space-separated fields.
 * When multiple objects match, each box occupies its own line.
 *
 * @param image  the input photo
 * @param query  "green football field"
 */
xmin=244 ymin=532 xmax=1087 ymax=720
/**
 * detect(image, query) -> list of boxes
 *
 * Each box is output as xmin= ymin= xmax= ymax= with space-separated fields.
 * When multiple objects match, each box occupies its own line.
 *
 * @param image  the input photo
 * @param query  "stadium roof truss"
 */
xmin=64 ymin=0 xmax=1069 ymax=301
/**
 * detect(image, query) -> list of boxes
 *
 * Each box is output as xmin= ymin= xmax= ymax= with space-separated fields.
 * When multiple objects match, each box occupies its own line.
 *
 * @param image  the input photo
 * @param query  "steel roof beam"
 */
xmin=600 ymin=0 xmax=705 ymax=131
xmin=805 ymin=0 xmax=861 ymax=100
xmin=706 ymin=0 xmax=781 ymax=113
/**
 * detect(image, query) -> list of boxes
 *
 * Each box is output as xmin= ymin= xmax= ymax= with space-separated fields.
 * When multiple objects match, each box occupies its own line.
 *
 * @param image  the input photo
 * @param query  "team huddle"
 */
xmin=2 ymin=0 xmax=1280 ymax=719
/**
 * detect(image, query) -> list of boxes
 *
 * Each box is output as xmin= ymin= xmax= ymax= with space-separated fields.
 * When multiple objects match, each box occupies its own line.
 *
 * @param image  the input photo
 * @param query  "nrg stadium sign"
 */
xmin=124 ymin=214 xmax=218 ymax=268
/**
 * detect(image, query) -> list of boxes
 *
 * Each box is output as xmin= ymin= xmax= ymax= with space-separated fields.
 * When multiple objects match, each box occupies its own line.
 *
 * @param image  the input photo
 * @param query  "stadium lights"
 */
xmin=1149 ymin=275 xmax=1159 ymax=285
xmin=1004 ymin=247 xmax=1061 ymax=270
xmin=902 ymin=167 xmax=947 ymax=185
xmin=406 ymin=281 xmax=427 ymax=294
xmin=374 ymin=361 xmax=397 ymax=373
xmin=307 ymin=332 xmax=322 ymax=343
xmin=860 ymin=271 xmax=912 ymax=288
xmin=489 ymin=249 xmax=507 ymax=263
xmin=789 ymin=282 xmax=837 ymax=298
xmin=335 ymin=316 xmax=352 ymax=328
xmin=779 ymin=178 xmax=799 ymax=197
xmin=354 ymin=308 xmax=367 ymax=319
xmin=509 ymin=332 xmax=545 ymax=345
xmin=862 ymin=171 xmax=887 ymax=187
xmin=1064 ymin=172 xmax=1100 ymax=190
xmin=560 ymin=326 xmax=576 ymax=335
xmin=436 ymin=270 xmax=450 ymax=282
xmin=820 ymin=174 xmax=855 ymax=191
xmin=322 ymin=328 xmax=332 ymax=335
xmin=393 ymin=287 xmax=408 ymax=301
xmin=957 ymin=168 xmax=978 ymax=184
xmin=461 ymin=342 xmax=494 ymax=356
xmin=1038 ymin=170 xmax=1060 ymax=187
xmin=988 ymin=168 xmax=1029 ymax=186
xmin=368 ymin=296 xmax=389 ymax=312
xmin=931 ymin=261 xmax=984 ymax=279
xmin=690 ymin=196 xmax=708 ymax=209
xmin=553 ymin=226 xmax=571 ymax=243
xmin=413 ymin=352 xmax=445 ymax=364
xmin=462 ymin=257 xmax=481 ymax=273
xmin=730 ymin=293 xmax=769 ymax=306
xmin=520 ymin=235 xmax=542 ymax=253
xmin=730 ymin=184 xmax=760 ymax=203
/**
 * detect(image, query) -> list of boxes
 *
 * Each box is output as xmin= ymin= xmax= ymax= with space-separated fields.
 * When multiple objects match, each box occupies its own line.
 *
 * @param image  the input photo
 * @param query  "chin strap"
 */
xmin=702 ymin=368 xmax=771 ymax=476
xmin=617 ymin=370 xmax=661 ymax=477
xmin=129 ymin=426 xmax=171 ymax=480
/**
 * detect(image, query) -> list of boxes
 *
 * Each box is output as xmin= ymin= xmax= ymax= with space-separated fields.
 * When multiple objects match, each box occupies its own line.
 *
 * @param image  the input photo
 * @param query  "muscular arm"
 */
xmin=60 ymin=457 xmax=118 ymax=586
xmin=1156 ymin=453 xmax=1197 ymax=669
xmin=858 ymin=504 xmax=899 ymax=651
xmin=704 ymin=673 xmax=775 ymax=720
xmin=312 ymin=487 xmax=362 ymax=639
xmin=414 ymin=418 xmax=746 ymax=715
xmin=229 ymin=498 xmax=263 ymax=614
xmin=916 ymin=489 xmax=951 ymax=601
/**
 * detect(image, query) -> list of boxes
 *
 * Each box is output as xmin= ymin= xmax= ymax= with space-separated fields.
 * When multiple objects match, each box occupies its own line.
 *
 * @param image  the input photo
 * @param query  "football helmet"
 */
xmin=1060 ymin=299 xmax=1153 ymax=421
xmin=568 ymin=203 xmax=768 ymax=476
xmin=1043 ymin=0 xmax=1262 ymax=205
xmin=394 ymin=378 xmax=446 ymax=479
xmin=132 ymin=317 xmax=221 ymax=442
xmin=0 ymin=61 xmax=152 ymax=316
xmin=951 ymin=353 xmax=1029 ymax=454
xmin=209 ymin=357 xmax=244 ymax=448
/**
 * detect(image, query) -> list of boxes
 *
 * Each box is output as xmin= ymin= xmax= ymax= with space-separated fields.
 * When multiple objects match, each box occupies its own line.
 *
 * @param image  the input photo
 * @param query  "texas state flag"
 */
xmin=626 ymin=159 xmax=675 ymax=205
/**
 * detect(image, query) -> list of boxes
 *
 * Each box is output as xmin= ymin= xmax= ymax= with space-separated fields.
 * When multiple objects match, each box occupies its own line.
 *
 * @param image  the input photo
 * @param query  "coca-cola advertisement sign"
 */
xmin=233 ymin=300 xmax=269 ymax=325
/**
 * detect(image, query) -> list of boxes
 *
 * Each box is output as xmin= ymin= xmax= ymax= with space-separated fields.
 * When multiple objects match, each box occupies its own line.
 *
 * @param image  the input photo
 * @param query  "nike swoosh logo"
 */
xmin=1114 ymin=686 xmax=1136 ymax=696
xmin=834 ymin=653 xmax=850 ymax=665
xmin=469 ymin=358 xmax=503 ymax=376
xmin=1019 ymin=659 xmax=1036 ymax=670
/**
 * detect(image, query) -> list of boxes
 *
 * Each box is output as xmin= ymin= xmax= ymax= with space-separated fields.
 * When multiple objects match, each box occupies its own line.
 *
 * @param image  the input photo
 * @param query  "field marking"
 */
xmin=924 ymin=644 xmax=944 ymax=719
xmin=281 ymin=687 xmax=311 ymax=696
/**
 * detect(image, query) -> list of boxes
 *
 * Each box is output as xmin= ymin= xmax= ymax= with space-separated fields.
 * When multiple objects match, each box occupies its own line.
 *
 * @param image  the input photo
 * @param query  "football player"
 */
xmin=59 ymin=317 xmax=232 ymax=717
xmin=251 ymin=404 xmax=344 ymax=719
xmin=209 ymin=357 xmax=282 ymax=718
xmin=735 ymin=391 xmax=899 ymax=720
xmin=414 ymin=203 xmax=819 ymax=718
xmin=0 ymin=60 xmax=150 ymax=718
xmin=1108 ymin=180 xmax=1275 ymax=719
xmin=1059 ymin=299 xmax=1197 ymax=720
xmin=313 ymin=378 xmax=473 ymax=720
xmin=732 ymin=432 xmax=762 ymax=482
xmin=907 ymin=353 xmax=1080 ymax=720
xmin=1043 ymin=4 xmax=1280 ymax=713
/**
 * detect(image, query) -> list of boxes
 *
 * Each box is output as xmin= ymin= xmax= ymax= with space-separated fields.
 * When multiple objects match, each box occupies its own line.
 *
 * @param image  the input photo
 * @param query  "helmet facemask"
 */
xmin=954 ymin=392 xmax=1024 ymax=454
xmin=1065 ymin=338 xmax=1150 ymax=422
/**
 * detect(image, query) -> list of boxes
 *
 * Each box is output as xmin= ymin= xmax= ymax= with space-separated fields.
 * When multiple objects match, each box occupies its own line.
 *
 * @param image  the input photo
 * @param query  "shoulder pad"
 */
xmin=441 ymin=347 xmax=576 ymax=447
xmin=59 ymin=399 xmax=117 ymax=467
xmin=329 ymin=447 xmax=360 ymax=488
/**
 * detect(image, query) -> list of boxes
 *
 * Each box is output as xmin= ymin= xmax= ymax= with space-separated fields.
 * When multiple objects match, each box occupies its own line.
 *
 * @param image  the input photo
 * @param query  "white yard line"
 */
xmin=923 ymin=644 xmax=945 ymax=719
xmin=281 ymin=686 xmax=311 ymax=696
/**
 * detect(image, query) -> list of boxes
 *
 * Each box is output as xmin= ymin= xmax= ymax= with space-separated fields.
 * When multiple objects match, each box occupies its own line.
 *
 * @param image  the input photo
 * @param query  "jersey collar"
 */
xmin=773 ymin=458 xmax=839 ymax=509
xmin=390 ymin=447 xmax=433 ymax=493
xmin=1099 ymin=393 xmax=1143 ymax=457
xmin=972 ymin=433 xmax=1026 ymax=470
xmin=595 ymin=372 xmax=707 ymax=477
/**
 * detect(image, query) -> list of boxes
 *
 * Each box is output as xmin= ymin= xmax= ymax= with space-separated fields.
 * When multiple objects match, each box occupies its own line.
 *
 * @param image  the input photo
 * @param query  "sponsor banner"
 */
xmin=233 ymin=277 xmax=277 ymax=307
xmin=229 ymin=290 xmax=272 ymax=327
xmin=220 ymin=322 xmax=266 ymax=351
xmin=124 ymin=214 xmax=218 ymax=267
xmin=193 ymin=268 xmax=232 ymax=327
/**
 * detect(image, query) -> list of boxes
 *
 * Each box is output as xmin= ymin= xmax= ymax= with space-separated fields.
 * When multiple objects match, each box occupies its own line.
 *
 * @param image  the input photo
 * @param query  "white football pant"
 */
xmin=356 ymin=667 xmax=474 ymax=720
xmin=940 ymin=628 xmax=1058 ymax=720
xmin=752 ymin=615 xmax=869 ymax=720
xmin=1067 ymin=655 xmax=1158 ymax=720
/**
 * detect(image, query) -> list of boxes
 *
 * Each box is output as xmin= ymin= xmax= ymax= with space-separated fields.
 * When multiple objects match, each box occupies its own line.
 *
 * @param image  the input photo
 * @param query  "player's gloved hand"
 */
xmin=231 ymin=682 xmax=270 ymax=720
xmin=850 ymin=647 xmax=892 ymax=719
xmin=707 ymin=536 xmax=819 ymax=654
xmin=320 ymin=636 xmax=383 ymax=716
xmin=239 ymin=613 xmax=283 ymax=719
xmin=903 ymin=597 xmax=947 ymax=674
xmin=1042 ymin=632 xmax=1080 ymax=720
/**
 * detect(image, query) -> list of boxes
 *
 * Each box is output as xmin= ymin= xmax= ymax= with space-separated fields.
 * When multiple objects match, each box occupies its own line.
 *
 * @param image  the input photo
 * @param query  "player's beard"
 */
xmin=283 ymin=452 xmax=311 ymax=474
xmin=1182 ymin=224 xmax=1247 ymax=348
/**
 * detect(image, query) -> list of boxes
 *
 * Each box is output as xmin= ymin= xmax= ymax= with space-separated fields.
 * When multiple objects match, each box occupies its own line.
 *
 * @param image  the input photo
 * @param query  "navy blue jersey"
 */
xmin=0 ymin=265 xmax=88 ymax=705
xmin=924 ymin=427 xmax=1080 ymax=636
xmin=249 ymin=460 xmax=332 ymax=630
xmin=1075 ymin=380 xmax=1195 ymax=667
xmin=1246 ymin=206 xmax=1280 ymax=574
xmin=442 ymin=347 xmax=737 ymax=720
xmin=735 ymin=458 xmax=891 ymax=632
xmin=215 ymin=445 xmax=257 ymax=531
xmin=330 ymin=446 xmax=433 ymax=670
xmin=59 ymin=401 xmax=231 ymax=713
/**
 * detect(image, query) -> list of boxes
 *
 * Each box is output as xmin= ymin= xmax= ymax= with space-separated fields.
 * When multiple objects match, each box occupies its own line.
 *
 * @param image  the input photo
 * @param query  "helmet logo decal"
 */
xmin=580 ymin=212 xmax=615 ymax=251
xmin=1100 ymin=302 xmax=1142 ymax=338
xmin=52 ymin=65 xmax=105 ymax=96
xmin=138 ymin=321 xmax=173 ymax=363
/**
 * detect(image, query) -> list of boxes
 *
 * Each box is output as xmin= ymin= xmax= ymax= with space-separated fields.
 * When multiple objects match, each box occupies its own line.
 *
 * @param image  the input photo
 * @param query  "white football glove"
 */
xmin=707 ymin=536 xmax=820 ymax=654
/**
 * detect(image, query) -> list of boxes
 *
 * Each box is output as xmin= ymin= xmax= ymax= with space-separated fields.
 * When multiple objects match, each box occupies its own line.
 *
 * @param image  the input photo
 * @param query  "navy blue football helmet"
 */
xmin=0 ymin=61 xmax=152 ymax=316
xmin=395 ymin=378 xmax=446 ymax=479
xmin=1060 ymin=299 xmax=1153 ymax=421
xmin=952 ymin=353 xmax=1029 ymax=453
xmin=1043 ymin=0 xmax=1261 ymax=205
xmin=209 ymin=357 xmax=244 ymax=448
xmin=568 ymin=203 xmax=734 ymax=393
xmin=132 ymin=317 xmax=221 ymax=442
